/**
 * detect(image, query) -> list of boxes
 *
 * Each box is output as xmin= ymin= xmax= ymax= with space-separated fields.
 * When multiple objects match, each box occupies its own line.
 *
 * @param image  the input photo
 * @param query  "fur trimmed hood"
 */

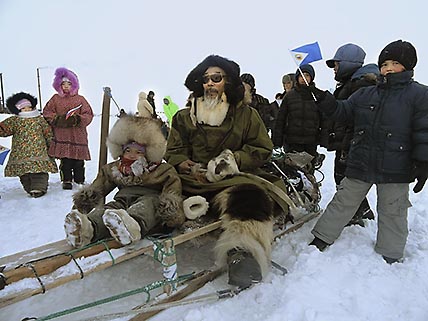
xmin=106 ymin=114 xmax=166 ymax=162
xmin=52 ymin=67 xmax=80 ymax=97
xmin=6 ymin=92 xmax=38 ymax=115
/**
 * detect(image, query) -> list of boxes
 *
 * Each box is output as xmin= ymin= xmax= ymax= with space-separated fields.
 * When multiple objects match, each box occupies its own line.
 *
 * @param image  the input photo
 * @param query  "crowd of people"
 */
xmin=1 ymin=39 xmax=427 ymax=288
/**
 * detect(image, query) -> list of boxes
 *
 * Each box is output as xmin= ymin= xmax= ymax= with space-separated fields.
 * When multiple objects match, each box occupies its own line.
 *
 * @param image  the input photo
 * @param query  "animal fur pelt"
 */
xmin=106 ymin=114 xmax=166 ymax=162
xmin=214 ymin=213 xmax=274 ymax=278
xmin=213 ymin=184 xmax=274 ymax=277
xmin=72 ymin=185 xmax=104 ymax=214
xmin=212 ymin=183 xmax=274 ymax=222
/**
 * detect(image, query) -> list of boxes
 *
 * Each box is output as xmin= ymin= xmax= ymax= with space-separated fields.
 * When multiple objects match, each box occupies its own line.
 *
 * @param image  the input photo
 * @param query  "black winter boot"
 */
xmin=346 ymin=198 xmax=373 ymax=227
xmin=309 ymin=237 xmax=329 ymax=251
xmin=227 ymin=248 xmax=262 ymax=289
xmin=382 ymin=256 xmax=403 ymax=264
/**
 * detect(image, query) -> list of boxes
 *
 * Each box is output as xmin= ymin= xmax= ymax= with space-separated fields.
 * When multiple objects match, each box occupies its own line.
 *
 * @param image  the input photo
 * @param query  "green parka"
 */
xmin=165 ymin=100 xmax=289 ymax=213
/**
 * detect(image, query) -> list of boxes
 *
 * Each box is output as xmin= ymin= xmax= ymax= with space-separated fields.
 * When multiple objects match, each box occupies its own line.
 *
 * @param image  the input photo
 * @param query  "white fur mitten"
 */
xmin=183 ymin=196 xmax=209 ymax=220
xmin=206 ymin=149 xmax=240 ymax=183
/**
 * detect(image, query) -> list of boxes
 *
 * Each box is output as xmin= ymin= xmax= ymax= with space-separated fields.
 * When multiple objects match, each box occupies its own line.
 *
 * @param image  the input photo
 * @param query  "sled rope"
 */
xmin=68 ymin=254 xmax=84 ymax=279
xmin=24 ymin=273 xmax=194 ymax=321
xmin=24 ymin=263 xmax=46 ymax=294
xmin=148 ymin=235 xmax=179 ymax=293
xmin=148 ymin=235 xmax=176 ymax=267
xmin=67 ymin=239 xmax=117 ymax=279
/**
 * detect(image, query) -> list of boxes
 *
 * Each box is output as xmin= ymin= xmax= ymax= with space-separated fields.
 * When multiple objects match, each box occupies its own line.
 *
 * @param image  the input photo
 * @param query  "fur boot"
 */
xmin=213 ymin=184 xmax=274 ymax=287
xmin=102 ymin=209 xmax=141 ymax=245
xmin=64 ymin=210 xmax=94 ymax=248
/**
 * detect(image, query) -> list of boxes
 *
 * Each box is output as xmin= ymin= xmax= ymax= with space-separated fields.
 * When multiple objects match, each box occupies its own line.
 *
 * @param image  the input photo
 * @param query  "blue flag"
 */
xmin=0 ymin=146 xmax=10 ymax=165
xmin=290 ymin=42 xmax=323 ymax=66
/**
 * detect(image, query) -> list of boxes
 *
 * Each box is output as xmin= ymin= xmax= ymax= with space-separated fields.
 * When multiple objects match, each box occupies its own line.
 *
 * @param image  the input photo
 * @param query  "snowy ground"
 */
xmin=1 ymin=114 xmax=428 ymax=321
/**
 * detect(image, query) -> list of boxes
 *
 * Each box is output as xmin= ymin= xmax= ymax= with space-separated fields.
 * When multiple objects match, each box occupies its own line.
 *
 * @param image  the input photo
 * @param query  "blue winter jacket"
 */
xmin=319 ymin=70 xmax=428 ymax=183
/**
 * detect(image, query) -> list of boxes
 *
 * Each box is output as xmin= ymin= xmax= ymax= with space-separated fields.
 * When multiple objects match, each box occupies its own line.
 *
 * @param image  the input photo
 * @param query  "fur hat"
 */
xmin=378 ymin=40 xmax=417 ymax=71
xmin=296 ymin=64 xmax=315 ymax=82
xmin=184 ymin=55 xmax=244 ymax=106
xmin=6 ymin=92 xmax=37 ymax=115
xmin=52 ymin=67 xmax=80 ymax=97
xmin=106 ymin=114 xmax=166 ymax=162
xmin=282 ymin=74 xmax=294 ymax=83
xmin=240 ymin=73 xmax=255 ymax=89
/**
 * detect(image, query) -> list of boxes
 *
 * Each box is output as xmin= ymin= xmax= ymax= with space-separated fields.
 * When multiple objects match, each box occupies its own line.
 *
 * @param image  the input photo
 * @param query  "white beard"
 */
xmin=189 ymin=93 xmax=230 ymax=127
xmin=203 ymin=95 xmax=222 ymax=110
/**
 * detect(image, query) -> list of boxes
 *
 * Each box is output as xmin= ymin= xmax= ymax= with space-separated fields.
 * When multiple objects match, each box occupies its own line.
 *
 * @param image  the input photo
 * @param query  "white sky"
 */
xmin=1 ymin=0 xmax=427 ymax=115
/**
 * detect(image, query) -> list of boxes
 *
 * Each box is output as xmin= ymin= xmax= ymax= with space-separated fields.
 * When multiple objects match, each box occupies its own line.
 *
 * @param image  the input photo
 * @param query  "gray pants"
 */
xmin=312 ymin=177 xmax=411 ymax=259
xmin=87 ymin=194 xmax=161 ymax=242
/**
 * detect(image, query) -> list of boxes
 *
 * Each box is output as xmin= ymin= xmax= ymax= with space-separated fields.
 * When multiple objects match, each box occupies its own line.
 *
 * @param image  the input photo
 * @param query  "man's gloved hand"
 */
xmin=413 ymin=161 xmax=428 ymax=193
xmin=301 ymin=83 xmax=327 ymax=102
xmin=206 ymin=149 xmax=239 ymax=182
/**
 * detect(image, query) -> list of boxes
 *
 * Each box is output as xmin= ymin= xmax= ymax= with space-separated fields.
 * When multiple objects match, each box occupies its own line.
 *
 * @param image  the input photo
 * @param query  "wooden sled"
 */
xmin=0 ymin=221 xmax=221 ymax=308
xmin=0 ymin=211 xmax=320 ymax=311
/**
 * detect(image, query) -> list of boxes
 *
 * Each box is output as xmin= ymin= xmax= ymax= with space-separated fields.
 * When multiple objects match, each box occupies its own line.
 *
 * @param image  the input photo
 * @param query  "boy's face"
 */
xmin=297 ymin=72 xmax=312 ymax=85
xmin=283 ymin=81 xmax=293 ymax=92
xmin=123 ymin=147 xmax=145 ymax=160
xmin=380 ymin=60 xmax=406 ymax=76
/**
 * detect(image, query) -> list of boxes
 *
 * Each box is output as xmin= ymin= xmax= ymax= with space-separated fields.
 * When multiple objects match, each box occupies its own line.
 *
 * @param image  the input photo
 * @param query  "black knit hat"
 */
xmin=378 ymin=40 xmax=417 ymax=71
xmin=184 ymin=55 xmax=244 ymax=105
xmin=240 ymin=73 xmax=255 ymax=89
xmin=6 ymin=92 xmax=38 ymax=115
xmin=296 ymin=64 xmax=315 ymax=81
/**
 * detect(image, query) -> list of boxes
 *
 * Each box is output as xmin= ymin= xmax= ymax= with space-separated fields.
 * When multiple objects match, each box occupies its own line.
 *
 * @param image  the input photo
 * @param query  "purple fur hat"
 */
xmin=52 ymin=67 xmax=80 ymax=97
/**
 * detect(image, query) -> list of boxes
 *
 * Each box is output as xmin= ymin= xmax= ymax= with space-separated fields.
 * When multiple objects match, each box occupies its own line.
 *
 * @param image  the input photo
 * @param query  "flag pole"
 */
xmin=288 ymin=46 xmax=319 ymax=101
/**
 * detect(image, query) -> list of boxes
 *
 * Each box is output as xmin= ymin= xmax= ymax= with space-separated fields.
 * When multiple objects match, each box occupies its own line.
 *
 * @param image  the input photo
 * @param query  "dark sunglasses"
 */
xmin=202 ymin=73 xmax=225 ymax=84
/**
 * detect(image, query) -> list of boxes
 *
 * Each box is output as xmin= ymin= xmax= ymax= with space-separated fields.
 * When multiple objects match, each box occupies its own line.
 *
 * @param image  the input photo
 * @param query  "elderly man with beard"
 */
xmin=165 ymin=55 xmax=291 ymax=289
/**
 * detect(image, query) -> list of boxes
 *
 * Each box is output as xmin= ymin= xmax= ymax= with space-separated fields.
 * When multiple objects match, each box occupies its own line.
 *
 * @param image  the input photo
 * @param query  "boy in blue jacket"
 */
xmin=307 ymin=40 xmax=428 ymax=264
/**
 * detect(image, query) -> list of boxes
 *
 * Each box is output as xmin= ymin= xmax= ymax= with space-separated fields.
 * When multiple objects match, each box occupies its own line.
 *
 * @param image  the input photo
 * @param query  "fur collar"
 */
xmin=189 ymin=93 xmax=230 ymax=126
xmin=18 ymin=109 xmax=40 ymax=118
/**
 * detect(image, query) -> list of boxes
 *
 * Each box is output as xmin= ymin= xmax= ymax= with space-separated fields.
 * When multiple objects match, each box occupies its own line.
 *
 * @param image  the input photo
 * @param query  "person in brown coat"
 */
xmin=64 ymin=114 xmax=185 ymax=248
xmin=43 ymin=67 xmax=94 ymax=190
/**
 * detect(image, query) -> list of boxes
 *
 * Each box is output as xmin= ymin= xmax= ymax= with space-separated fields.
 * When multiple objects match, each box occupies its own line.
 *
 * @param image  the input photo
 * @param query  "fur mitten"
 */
xmin=183 ymin=196 xmax=209 ymax=220
xmin=206 ymin=149 xmax=240 ymax=183
xmin=158 ymin=192 xmax=185 ymax=228
xmin=73 ymin=186 xmax=104 ymax=214
xmin=53 ymin=114 xmax=81 ymax=128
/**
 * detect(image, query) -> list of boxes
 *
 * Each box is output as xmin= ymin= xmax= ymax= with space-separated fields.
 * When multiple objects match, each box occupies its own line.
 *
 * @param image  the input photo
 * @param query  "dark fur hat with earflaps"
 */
xmin=106 ymin=113 xmax=166 ymax=162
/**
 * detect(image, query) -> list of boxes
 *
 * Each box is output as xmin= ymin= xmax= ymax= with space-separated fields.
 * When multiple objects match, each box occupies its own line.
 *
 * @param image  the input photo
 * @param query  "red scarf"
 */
xmin=118 ymin=157 xmax=136 ymax=176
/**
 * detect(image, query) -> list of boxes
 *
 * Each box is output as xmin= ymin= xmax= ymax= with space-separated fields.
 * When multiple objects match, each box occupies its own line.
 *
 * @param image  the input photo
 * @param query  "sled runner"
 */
xmin=15 ymin=211 xmax=319 ymax=321
xmin=0 ymin=221 xmax=221 ymax=308
xmin=0 ymin=153 xmax=323 ymax=315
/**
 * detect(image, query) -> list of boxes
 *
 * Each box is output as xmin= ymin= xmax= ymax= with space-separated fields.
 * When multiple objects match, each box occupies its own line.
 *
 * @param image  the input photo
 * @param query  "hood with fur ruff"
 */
xmin=52 ymin=67 xmax=80 ymax=97
xmin=106 ymin=114 xmax=166 ymax=162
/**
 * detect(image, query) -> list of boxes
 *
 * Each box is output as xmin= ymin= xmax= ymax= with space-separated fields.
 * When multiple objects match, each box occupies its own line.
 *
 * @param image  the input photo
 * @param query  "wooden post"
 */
xmin=99 ymin=87 xmax=111 ymax=171
xmin=0 ymin=73 xmax=5 ymax=113
xmin=161 ymin=239 xmax=178 ymax=295
xmin=36 ymin=68 xmax=43 ymax=112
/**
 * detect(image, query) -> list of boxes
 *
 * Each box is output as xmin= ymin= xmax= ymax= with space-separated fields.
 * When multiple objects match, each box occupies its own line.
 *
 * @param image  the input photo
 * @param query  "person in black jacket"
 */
xmin=241 ymin=73 xmax=271 ymax=131
xmin=308 ymin=40 xmax=428 ymax=264
xmin=272 ymin=64 xmax=321 ymax=173
xmin=147 ymin=90 xmax=158 ymax=118
xmin=319 ymin=43 xmax=377 ymax=227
